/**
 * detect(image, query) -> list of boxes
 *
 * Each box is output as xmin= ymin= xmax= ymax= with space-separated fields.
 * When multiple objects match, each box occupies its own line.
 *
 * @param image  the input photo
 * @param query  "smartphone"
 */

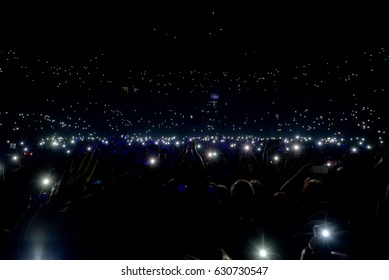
xmin=312 ymin=165 xmax=328 ymax=174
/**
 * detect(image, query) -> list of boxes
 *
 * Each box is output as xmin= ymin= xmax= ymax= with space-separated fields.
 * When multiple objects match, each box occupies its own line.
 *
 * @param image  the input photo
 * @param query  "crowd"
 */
xmin=0 ymin=137 xmax=389 ymax=260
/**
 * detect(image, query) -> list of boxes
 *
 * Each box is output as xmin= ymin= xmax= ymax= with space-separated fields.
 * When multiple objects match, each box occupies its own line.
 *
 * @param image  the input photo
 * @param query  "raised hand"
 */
xmin=48 ymin=149 xmax=101 ymax=211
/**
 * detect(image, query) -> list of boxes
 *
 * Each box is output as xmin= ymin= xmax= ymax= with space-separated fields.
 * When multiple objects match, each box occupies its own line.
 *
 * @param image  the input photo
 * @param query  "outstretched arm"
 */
xmin=279 ymin=163 xmax=312 ymax=194
xmin=48 ymin=149 xmax=101 ymax=212
xmin=189 ymin=140 xmax=206 ymax=174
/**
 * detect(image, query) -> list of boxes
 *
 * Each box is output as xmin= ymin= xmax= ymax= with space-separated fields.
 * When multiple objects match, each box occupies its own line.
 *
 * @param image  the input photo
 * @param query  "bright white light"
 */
xmin=351 ymin=147 xmax=358 ymax=153
xmin=293 ymin=144 xmax=300 ymax=151
xmin=317 ymin=141 xmax=323 ymax=146
xmin=42 ymin=178 xmax=50 ymax=186
xmin=197 ymin=144 xmax=201 ymax=149
xmin=273 ymin=155 xmax=280 ymax=162
xmin=259 ymin=249 xmax=267 ymax=258
xmin=12 ymin=156 xmax=18 ymax=161
xmin=87 ymin=147 xmax=92 ymax=151
xmin=149 ymin=157 xmax=157 ymax=165
xmin=244 ymin=145 xmax=250 ymax=151
xmin=326 ymin=162 xmax=332 ymax=167
xmin=208 ymin=152 xmax=217 ymax=158
xmin=322 ymin=229 xmax=330 ymax=238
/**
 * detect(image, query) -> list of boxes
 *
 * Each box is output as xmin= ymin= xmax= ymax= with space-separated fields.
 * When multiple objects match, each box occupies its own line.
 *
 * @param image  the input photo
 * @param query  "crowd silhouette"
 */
xmin=1 ymin=137 xmax=389 ymax=260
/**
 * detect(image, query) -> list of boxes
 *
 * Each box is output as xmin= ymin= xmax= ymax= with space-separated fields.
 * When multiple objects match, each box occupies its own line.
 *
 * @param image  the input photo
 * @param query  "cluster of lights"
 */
xmin=10 ymin=133 xmax=383 ymax=162
xmin=1 ymin=98 xmax=387 ymax=137
xmin=2 ymin=49 xmax=389 ymax=137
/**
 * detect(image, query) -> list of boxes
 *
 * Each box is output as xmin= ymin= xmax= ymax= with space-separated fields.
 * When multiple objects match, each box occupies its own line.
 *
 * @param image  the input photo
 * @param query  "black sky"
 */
xmin=1 ymin=3 xmax=388 ymax=69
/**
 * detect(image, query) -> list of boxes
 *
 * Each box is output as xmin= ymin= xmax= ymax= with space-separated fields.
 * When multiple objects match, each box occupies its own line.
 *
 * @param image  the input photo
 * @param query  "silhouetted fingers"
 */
xmin=85 ymin=159 xmax=99 ymax=184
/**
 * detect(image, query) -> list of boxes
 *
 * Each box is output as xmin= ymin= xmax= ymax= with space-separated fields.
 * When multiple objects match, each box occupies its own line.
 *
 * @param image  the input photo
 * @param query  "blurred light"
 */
xmin=322 ymin=229 xmax=330 ymax=238
xmin=42 ymin=178 xmax=50 ymax=186
xmin=259 ymin=249 xmax=267 ymax=258
xmin=12 ymin=155 xmax=18 ymax=161
xmin=244 ymin=145 xmax=250 ymax=151
xmin=87 ymin=147 xmax=92 ymax=151
xmin=351 ymin=147 xmax=358 ymax=153
xmin=207 ymin=151 xmax=218 ymax=158
xmin=293 ymin=144 xmax=300 ymax=151
xmin=273 ymin=155 xmax=280 ymax=162
xmin=149 ymin=157 xmax=157 ymax=165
